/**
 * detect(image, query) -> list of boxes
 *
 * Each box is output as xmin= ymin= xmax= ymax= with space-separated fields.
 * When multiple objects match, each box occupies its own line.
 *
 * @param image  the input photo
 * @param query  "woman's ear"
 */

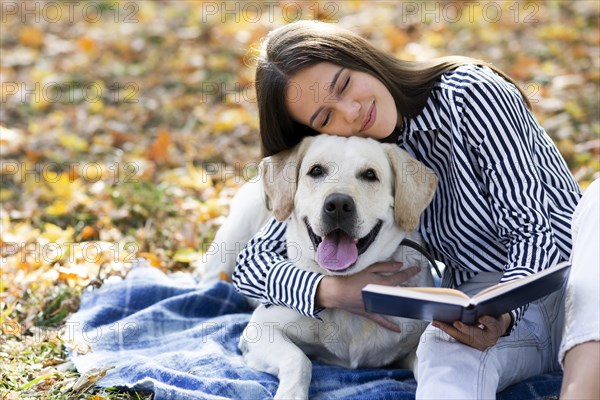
xmin=384 ymin=145 xmax=438 ymax=231
xmin=260 ymin=136 xmax=315 ymax=221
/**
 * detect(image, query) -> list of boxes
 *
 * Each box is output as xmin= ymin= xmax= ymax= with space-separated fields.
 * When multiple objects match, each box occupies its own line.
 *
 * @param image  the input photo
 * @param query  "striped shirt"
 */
xmin=232 ymin=65 xmax=582 ymax=330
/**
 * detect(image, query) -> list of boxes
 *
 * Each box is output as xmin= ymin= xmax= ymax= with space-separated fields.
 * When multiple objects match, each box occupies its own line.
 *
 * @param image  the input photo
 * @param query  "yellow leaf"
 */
xmin=198 ymin=199 xmax=225 ymax=223
xmin=159 ymin=163 xmax=213 ymax=191
xmin=30 ymin=87 xmax=52 ymax=111
xmin=186 ymin=163 xmax=213 ymax=191
xmin=41 ymin=223 xmax=74 ymax=243
xmin=77 ymin=37 xmax=96 ymax=52
xmin=88 ymin=395 xmax=108 ymax=400
xmin=45 ymin=200 xmax=69 ymax=216
xmin=0 ymin=188 xmax=14 ymax=201
xmin=424 ymin=31 xmax=445 ymax=48
xmin=1 ymin=317 xmax=22 ymax=336
xmin=564 ymin=101 xmax=585 ymax=120
xmin=173 ymin=248 xmax=200 ymax=264
xmin=384 ymin=26 xmax=410 ymax=51
xmin=206 ymin=54 xmax=230 ymax=70
xmin=205 ymin=198 xmax=224 ymax=218
xmin=19 ymin=26 xmax=44 ymax=48
xmin=58 ymin=133 xmax=89 ymax=152
xmin=88 ymin=99 xmax=104 ymax=114
xmin=43 ymin=173 xmax=83 ymax=200
xmin=57 ymin=263 xmax=99 ymax=286
xmin=1 ymin=221 xmax=41 ymax=246
xmin=138 ymin=252 xmax=160 ymax=267
xmin=537 ymin=25 xmax=579 ymax=41
xmin=213 ymin=109 xmax=247 ymax=133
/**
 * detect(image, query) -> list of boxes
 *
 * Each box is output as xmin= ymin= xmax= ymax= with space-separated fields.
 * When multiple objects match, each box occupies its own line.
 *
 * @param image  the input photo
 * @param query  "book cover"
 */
xmin=362 ymin=262 xmax=571 ymax=325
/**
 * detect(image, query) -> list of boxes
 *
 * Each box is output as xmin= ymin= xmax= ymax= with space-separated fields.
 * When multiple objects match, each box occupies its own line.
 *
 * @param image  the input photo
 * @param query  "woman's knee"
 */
xmin=416 ymin=324 xmax=481 ymax=362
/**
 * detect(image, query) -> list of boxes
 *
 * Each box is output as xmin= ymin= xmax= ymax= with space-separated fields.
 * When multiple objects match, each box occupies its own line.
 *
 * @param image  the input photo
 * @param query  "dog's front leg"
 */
xmin=240 ymin=306 xmax=312 ymax=399
xmin=242 ymin=336 xmax=312 ymax=399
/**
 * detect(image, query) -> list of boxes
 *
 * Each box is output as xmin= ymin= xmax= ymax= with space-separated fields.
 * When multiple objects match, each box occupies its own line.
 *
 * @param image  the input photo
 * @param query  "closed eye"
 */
xmin=321 ymin=76 xmax=350 ymax=128
xmin=321 ymin=112 xmax=332 ymax=128
xmin=340 ymin=76 xmax=350 ymax=92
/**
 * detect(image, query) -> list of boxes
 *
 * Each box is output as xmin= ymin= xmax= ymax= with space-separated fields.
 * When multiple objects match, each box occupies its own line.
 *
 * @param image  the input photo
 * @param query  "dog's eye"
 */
xmin=308 ymin=165 xmax=324 ymax=177
xmin=360 ymin=168 xmax=378 ymax=182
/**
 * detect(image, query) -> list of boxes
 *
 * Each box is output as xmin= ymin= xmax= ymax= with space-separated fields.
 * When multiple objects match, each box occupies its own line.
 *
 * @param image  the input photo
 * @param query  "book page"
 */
xmin=362 ymin=285 xmax=471 ymax=306
xmin=407 ymin=287 xmax=470 ymax=298
xmin=471 ymin=262 xmax=570 ymax=304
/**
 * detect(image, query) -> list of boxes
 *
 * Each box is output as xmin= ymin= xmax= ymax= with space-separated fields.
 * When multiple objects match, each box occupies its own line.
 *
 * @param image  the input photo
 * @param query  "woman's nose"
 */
xmin=337 ymin=99 xmax=360 ymax=123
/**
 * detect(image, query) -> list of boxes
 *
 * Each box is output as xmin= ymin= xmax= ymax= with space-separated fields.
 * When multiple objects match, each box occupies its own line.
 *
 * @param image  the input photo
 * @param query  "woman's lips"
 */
xmin=361 ymin=102 xmax=376 ymax=132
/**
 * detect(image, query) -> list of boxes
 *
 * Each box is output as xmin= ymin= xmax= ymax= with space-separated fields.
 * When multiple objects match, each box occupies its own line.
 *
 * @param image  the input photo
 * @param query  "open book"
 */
xmin=362 ymin=261 xmax=570 ymax=325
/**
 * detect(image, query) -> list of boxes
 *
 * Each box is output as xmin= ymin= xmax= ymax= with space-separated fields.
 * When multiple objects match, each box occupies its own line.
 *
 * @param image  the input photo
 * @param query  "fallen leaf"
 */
xmin=72 ymin=366 xmax=115 ymax=392
xmin=79 ymin=226 xmax=97 ymax=240
xmin=172 ymin=247 xmax=200 ymax=264
xmin=77 ymin=37 xmax=96 ymax=52
xmin=219 ymin=271 xmax=230 ymax=282
xmin=137 ymin=252 xmax=160 ymax=267
xmin=18 ymin=26 xmax=44 ymax=48
xmin=58 ymin=133 xmax=89 ymax=152
xmin=146 ymin=130 xmax=172 ymax=164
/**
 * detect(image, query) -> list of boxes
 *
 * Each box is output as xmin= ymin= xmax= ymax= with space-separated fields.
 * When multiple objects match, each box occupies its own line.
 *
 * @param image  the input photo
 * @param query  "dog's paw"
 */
xmin=274 ymin=387 xmax=308 ymax=400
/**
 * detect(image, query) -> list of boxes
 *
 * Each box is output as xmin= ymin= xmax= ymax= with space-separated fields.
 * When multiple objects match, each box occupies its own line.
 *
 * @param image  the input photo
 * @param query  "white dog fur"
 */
xmin=198 ymin=135 xmax=438 ymax=399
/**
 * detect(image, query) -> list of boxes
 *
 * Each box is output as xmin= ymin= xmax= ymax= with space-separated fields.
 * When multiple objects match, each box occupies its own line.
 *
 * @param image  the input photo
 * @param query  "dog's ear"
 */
xmin=384 ymin=145 xmax=438 ymax=231
xmin=260 ymin=136 xmax=315 ymax=221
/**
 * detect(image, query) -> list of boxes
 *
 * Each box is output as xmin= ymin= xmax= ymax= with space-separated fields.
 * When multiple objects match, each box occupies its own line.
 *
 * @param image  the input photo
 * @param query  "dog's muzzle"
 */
xmin=305 ymin=193 xmax=384 ymax=273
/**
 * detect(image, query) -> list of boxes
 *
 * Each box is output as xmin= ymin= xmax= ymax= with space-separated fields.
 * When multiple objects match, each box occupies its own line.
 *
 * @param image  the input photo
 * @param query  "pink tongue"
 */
xmin=316 ymin=231 xmax=358 ymax=271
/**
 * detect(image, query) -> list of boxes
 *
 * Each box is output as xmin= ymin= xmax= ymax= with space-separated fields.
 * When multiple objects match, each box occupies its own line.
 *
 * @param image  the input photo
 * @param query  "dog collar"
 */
xmin=399 ymin=239 xmax=442 ymax=279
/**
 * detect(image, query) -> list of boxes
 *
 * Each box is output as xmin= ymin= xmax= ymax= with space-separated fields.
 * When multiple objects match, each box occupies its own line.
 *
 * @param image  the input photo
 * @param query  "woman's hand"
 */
xmin=432 ymin=313 xmax=512 ymax=351
xmin=316 ymin=262 xmax=421 ymax=332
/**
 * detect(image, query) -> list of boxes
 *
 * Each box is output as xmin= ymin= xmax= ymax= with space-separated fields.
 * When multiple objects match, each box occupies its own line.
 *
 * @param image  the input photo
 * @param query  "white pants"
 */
xmin=559 ymin=178 xmax=600 ymax=365
xmin=415 ymin=179 xmax=600 ymax=399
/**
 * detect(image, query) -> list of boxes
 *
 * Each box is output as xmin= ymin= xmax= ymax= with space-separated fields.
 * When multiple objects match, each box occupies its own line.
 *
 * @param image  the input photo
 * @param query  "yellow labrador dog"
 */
xmin=199 ymin=135 xmax=437 ymax=399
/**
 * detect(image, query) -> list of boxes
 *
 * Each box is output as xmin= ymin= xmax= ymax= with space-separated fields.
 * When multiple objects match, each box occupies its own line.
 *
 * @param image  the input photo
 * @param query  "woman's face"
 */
xmin=285 ymin=62 xmax=399 ymax=139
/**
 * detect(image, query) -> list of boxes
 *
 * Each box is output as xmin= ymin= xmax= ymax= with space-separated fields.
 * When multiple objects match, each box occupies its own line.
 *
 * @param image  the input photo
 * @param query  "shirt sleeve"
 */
xmin=457 ymin=66 xmax=567 ymax=331
xmin=232 ymin=216 xmax=325 ymax=318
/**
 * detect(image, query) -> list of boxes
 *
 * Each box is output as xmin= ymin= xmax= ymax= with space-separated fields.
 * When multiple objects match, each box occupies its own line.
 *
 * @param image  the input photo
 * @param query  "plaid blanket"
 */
xmin=67 ymin=260 xmax=562 ymax=399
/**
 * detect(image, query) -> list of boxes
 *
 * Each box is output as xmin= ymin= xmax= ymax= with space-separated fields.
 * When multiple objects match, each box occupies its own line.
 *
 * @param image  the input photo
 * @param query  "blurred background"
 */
xmin=1 ymin=1 xmax=599 ymax=397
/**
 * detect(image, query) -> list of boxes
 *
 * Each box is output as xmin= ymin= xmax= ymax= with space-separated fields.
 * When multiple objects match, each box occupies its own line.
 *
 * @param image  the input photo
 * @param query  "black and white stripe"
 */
xmin=232 ymin=65 xmax=582 ymax=330
xmin=232 ymin=219 xmax=325 ymax=318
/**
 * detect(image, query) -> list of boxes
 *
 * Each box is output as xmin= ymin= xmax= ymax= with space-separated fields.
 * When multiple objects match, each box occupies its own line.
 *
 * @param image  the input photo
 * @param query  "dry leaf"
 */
xmin=72 ymin=366 xmax=115 ymax=392
xmin=146 ymin=130 xmax=172 ymax=164
xmin=137 ymin=252 xmax=160 ymax=267
xmin=18 ymin=26 xmax=44 ymax=48
xmin=77 ymin=37 xmax=96 ymax=52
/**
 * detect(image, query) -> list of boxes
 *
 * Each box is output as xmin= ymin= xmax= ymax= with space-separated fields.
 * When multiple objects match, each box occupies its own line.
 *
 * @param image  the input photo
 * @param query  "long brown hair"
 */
xmin=255 ymin=21 xmax=530 ymax=157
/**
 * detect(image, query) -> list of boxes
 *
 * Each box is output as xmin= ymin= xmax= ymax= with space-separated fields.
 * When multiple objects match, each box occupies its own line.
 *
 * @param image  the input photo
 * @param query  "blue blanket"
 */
xmin=68 ymin=260 xmax=562 ymax=399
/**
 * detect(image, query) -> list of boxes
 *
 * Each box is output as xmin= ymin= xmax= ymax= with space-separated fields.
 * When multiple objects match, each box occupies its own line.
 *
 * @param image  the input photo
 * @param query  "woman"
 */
xmin=232 ymin=21 xmax=598 ymax=398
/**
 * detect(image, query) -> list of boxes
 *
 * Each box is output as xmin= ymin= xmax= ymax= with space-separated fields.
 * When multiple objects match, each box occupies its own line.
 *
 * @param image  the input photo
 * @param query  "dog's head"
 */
xmin=261 ymin=135 xmax=437 ymax=275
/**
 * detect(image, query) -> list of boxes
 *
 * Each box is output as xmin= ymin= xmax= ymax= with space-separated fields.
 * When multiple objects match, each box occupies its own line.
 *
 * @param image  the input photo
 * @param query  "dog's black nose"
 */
xmin=323 ymin=193 xmax=356 ymax=220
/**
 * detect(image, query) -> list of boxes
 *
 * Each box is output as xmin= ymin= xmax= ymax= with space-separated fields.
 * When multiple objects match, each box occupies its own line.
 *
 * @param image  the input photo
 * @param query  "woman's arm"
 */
xmin=435 ymin=66 xmax=580 ymax=347
xmin=233 ymin=217 xmax=422 ymax=331
xmin=232 ymin=217 xmax=325 ymax=318
xmin=316 ymin=262 xmax=422 ymax=331
xmin=462 ymin=67 xmax=579 ymax=328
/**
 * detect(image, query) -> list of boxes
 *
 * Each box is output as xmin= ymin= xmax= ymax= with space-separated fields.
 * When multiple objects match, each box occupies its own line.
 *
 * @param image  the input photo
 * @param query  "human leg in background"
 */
xmin=559 ymin=178 xmax=600 ymax=399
